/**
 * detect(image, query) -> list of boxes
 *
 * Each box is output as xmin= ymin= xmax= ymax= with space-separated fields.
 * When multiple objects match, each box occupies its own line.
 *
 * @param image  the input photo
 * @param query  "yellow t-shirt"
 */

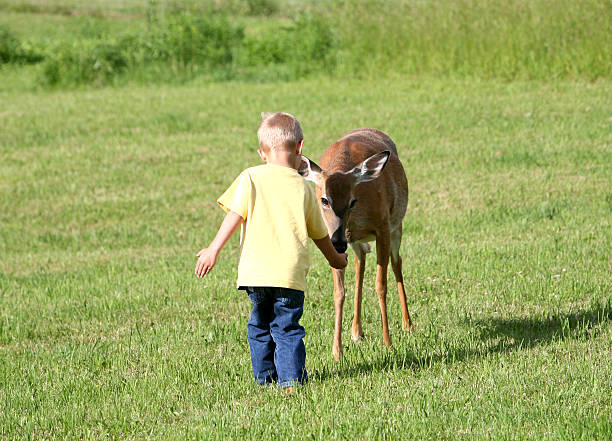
xmin=217 ymin=163 xmax=328 ymax=291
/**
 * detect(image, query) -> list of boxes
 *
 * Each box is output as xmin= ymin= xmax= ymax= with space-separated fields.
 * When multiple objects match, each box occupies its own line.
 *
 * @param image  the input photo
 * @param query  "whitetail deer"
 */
xmin=300 ymin=128 xmax=412 ymax=360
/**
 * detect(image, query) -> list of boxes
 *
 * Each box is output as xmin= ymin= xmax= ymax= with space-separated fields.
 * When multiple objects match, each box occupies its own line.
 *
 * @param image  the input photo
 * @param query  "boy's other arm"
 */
xmin=313 ymin=236 xmax=348 ymax=269
xmin=195 ymin=211 xmax=243 ymax=278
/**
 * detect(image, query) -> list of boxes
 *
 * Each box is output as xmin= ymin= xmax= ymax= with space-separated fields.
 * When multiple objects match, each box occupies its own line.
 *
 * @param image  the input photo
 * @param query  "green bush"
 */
xmin=287 ymin=14 xmax=336 ymax=76
xmin=236 ymin=14 xmax=335 ymax=77
xmin=245 ymin=0 xmax=279 ymax=16
xmin=0 ymin=25 xmax=44 ymax=64
xmin=37 ymin=10 xmax=335 ymax=86
xmin=42 ymin=39 xmax=128 ymax=86
xmin=154 ymin=13 xmax=243 ymax=68
xmin=0 ymin=26 xmax=20 ymax=64
xmin=40 ymin=13 xmax=244 ymax=86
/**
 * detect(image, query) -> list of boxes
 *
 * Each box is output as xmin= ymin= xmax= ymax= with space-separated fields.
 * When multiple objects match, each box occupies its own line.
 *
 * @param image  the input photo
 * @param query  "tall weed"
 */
xmin=331 ymin=0 xmax=611 ymax=80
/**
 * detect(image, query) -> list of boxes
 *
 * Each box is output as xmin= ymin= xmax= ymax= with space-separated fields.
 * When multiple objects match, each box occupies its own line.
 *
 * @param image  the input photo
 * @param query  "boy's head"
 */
xmin=257 ymin=112 xmax=303 ymax=153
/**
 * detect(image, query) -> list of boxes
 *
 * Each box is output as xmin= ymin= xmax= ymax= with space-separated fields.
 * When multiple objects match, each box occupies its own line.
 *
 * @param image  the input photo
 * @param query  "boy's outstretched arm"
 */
xmin=313 ymin=236 xmax=348 ymax=269
xmin=195 ymin=211 xmax=243 ymax=278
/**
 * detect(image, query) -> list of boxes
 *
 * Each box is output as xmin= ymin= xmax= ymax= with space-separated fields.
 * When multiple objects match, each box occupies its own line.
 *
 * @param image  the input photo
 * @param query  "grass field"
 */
xmin=1 ymin=0 xmax=611 ymax=439
xmin=1 ymin=76 xmax=610 ymax=439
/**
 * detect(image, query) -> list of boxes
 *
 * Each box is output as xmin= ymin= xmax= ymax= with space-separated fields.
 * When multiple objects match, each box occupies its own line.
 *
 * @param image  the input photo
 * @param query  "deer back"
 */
xmin=319 ymin=129 xmax=408 ymax=241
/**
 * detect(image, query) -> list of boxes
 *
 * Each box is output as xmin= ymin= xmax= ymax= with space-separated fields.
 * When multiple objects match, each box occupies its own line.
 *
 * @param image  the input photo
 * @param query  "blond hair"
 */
xmin=257 ymin=112 xmax=303 ymax=152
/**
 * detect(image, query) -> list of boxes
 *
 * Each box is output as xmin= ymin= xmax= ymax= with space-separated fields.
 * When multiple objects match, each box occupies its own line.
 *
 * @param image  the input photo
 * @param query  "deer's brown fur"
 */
xmin=301 ymin=128 xmax=412 ymax=359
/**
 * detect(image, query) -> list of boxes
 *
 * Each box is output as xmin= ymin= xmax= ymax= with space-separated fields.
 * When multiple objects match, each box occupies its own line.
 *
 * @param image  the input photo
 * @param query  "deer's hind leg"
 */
xmin=390 ymin=226 xmax=412 ymax=331
xmin=350 ymin=242 xmax=369 ymax=341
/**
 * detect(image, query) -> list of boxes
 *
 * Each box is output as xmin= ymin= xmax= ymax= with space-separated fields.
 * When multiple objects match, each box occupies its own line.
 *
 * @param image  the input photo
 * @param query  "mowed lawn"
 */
xmin=0 ymin=77 xmax=610 ymax=439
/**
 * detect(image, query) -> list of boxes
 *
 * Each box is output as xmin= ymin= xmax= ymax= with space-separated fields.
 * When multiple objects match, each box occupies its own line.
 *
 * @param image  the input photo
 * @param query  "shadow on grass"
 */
xmin=311 ymin=299 xmax=611 ymax=382
xmin=474 ymin=300 xmax=611 ymax=348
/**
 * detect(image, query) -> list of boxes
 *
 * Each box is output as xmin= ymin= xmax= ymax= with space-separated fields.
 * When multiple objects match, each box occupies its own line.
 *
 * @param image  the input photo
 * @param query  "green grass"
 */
xmin=1 ymin=76 xmax=610 ymax=439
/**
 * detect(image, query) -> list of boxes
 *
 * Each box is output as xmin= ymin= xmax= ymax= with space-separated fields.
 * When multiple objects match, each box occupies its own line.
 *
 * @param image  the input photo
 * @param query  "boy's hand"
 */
xmin=193 ymin=211 xmax=243 ymax=279
xmin=313 ymin=235 xmax=349 ymax=270
xmin=195 ymin=248 xmax=219 ymax=277
xmin=330 ymin=252 xmax=348 ymax=269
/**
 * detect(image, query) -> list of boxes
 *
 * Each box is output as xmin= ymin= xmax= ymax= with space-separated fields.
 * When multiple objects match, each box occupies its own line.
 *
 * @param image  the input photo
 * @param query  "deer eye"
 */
xmin=349 ymin=199 xmax=357 ymax=209
xmin=321 ymin=197 xmax=330 ymax=208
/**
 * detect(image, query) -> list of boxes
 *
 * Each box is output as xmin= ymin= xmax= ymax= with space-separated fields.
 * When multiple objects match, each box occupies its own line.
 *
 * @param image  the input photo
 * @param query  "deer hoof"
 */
xmin=351 ymin=328 xmax=364 ymax=341
xmin=402 ymin=320 xmax=413 ymax=332
xmin=332 ymin=345 xmax=343 ymax=361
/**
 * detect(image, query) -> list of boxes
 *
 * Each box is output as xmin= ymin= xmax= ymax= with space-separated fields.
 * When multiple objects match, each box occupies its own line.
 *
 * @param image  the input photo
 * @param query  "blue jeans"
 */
xmin=246 ymin=287 xmax=307 ymax=388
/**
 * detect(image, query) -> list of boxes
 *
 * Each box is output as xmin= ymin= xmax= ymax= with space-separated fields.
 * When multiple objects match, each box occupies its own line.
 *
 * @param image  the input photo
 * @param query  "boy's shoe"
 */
xmin=282 ymin=386 xmax=294 ymax=395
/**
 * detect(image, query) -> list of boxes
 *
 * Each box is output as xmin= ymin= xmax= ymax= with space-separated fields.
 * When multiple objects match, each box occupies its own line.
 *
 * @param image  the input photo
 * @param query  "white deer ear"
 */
xmin=261 ymin=112 xmax=274 ymax=120
xmin=298 ymin=156 xmax=323 ymax=185
xmin=351 ymin=150 xmax=391 ymax=184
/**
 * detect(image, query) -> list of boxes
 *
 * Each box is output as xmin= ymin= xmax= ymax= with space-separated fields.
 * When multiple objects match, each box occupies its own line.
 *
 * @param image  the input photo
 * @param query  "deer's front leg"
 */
xmin=376 ymin=228 xmax=392 ymax=348
xmin=351 ymin=243 xmax=367 ymax=341
xmin=332 ymin=267 xmax=346 ymax=360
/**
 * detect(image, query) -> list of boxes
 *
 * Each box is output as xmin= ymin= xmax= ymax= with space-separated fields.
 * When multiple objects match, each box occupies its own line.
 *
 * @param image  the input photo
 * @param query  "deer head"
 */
xmin=299 ymin=151 xmax=390 ymax=253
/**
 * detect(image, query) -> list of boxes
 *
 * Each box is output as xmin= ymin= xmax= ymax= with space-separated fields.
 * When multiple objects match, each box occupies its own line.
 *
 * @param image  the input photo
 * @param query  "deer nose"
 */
xmin=331 ymin=226 xmax=347 ymax=253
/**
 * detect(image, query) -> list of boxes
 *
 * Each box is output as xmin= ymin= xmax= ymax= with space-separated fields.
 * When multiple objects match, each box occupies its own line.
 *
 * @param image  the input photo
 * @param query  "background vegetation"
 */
xmin=0 ymin=1 xmax=610 ymax=440
xmin=0 ymin=0 xmax=610 ymax=87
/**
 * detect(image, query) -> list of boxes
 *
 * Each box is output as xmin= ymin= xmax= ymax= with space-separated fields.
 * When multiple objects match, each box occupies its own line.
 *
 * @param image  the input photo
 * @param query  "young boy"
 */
xmin=195 ymin=112 xmax=347 ymax=390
